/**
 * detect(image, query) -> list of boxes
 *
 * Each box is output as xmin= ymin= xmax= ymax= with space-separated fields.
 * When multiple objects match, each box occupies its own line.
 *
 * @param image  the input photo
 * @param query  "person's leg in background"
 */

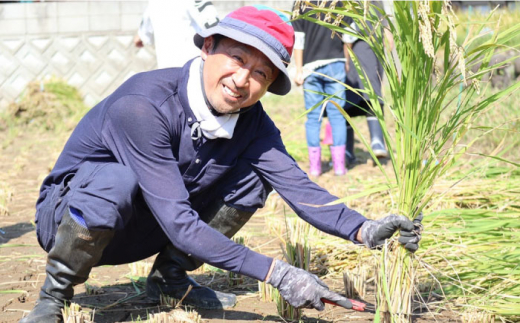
xmin=303 ymin=72 xmax=326 ymax=177
xmin=322 ymin=119 xmax=333 ymax=146
xmin=343 ymin=55 xmax=365 ymax=167
xmin=344 ymin=101 xmax=389 ymax=162
xmin=367 ymin=113 xmax=388 ymax=158
xmin=23 ymin=162 xmax=140 ymax=323
xmin=322 ymin=61 xmax=347 ymax=175
xmin=345 ymin=121 xmax=356 ymax=165
xmin=146 ymin=158 xmax=273 ymax=309
xmin=354 ymin=41 xmax=388 ymax=159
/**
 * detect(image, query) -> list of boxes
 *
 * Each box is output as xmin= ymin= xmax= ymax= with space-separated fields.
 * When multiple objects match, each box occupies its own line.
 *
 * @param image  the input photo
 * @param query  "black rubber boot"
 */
xmin=367 ymin=116 xmax=388 ymax=158
xmin=346 ymin=125 xmax=357 ymax=165
xmin=146 ymin=199 xmax=254 ymax=309
xmin=20 ymin=213 xmax=114 ymax=323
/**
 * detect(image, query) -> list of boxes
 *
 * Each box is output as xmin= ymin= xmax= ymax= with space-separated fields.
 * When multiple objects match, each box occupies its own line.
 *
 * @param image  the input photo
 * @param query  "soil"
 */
xmin=0 ymin=128 xmax=459 ymax=322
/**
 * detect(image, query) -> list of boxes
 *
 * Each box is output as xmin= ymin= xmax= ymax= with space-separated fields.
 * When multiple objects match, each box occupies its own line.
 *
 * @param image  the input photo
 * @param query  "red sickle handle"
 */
xmin=321 ymin=298 xmax=366 ymax=312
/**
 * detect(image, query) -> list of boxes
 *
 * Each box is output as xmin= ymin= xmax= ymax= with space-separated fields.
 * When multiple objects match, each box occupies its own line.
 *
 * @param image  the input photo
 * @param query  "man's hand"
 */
xmin=360 ymin=214 xmax=423 ymax=252
xmin=267 ymin=260 xmax=357 ymax=311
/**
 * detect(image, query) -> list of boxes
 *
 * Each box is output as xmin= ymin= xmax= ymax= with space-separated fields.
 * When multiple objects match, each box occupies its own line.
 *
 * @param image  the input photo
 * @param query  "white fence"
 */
xmin=0 ymin=1 xmax=293 ymax=110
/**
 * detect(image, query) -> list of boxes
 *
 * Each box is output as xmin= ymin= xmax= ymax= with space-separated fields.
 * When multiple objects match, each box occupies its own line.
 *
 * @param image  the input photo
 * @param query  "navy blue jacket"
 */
xmin=37 ymin=60 xmax=366 ymax=280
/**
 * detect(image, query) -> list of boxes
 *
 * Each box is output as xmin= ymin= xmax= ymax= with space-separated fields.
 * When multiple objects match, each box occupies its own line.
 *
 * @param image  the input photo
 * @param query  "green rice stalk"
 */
xmin=343 ymin=263 xmax=367 ymax=298
xmin=294 ymin=1 xmax=520 ymax=321
xmin=84 ymin=283 xmax=104 ymax=296
xmin=61 ymin=302 xmax=93 ymax=323
xmin=420 ymin=208 xmax=520 ymax=319
xmin=228 ymin=236 xmax=246 ymax=286
xmin=258 ymin=280 xmax=274 ymax=303
xmin=0 ymin=289 xmax=27 ymax=294
xmin=273 ymin=218 xmax=312 ymax=322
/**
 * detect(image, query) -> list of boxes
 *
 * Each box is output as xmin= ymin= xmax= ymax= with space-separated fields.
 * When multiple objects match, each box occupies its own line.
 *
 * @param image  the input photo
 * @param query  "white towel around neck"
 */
xmin=187 ymin=57 xmax=239 ymax=140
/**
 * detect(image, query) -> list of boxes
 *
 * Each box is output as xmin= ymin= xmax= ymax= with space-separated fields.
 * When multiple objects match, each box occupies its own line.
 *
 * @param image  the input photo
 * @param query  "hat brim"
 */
xmin=194 ymin=26 xmax=291 ymax=96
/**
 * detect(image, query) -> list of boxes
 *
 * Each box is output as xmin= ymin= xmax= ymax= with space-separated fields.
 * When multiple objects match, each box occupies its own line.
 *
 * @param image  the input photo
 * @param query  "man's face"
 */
xmin=201 ymin=36 xmax=279 ymax=114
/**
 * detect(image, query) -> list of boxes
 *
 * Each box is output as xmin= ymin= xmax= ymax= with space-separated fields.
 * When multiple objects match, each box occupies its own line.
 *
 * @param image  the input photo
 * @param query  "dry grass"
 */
xmin=61 ymin=302 xmax=93 ymax=323
xmin=0 ymin=180 xmax=13 ymax=216
xmin=146 ymin=309 xmax=201 ymax=323
xmin=461 ymin=310 xmax=496 ymax=323
xmin=5 ymin=78 xmax=88 ymax=132
xmin=128 ymin=261 xmax=153 ymax=278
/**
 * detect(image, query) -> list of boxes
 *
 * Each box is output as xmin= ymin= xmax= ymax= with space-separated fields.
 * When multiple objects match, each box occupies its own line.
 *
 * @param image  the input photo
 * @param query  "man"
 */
xmin=22 ymin=5 xmax=422 ymax=322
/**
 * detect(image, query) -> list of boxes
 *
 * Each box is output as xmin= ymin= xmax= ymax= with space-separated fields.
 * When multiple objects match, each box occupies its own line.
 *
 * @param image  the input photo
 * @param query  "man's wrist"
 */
xmin=356 ymin=227 xmax=363 ymax=243
xmin=264 ymin=258 xmax=277 ymax=282
xmin=357 ymin=220 xmax=370 ymax=244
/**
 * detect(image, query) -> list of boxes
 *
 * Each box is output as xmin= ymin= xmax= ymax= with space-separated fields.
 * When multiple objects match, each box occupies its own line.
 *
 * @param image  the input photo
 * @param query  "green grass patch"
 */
xmin=2 ymin=78 xmax=89 ymax=133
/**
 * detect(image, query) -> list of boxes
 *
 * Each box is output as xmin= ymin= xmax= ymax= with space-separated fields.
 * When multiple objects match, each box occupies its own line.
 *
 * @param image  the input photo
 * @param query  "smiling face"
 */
xmin=200 ymin=36 xmax=279 ymax=114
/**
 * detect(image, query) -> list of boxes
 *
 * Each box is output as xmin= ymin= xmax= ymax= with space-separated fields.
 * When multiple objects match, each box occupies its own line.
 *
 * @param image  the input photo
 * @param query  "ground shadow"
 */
xmin=69 ymin=279 xmax=358 ymax=322
xmin=348 ymin=149 xmax=389 ymax=170
xmin=199 ymin=309 xmax=337 ymax=322
xmin=69 ymin=281 xmax=267 ymax=322
xmin=0 ymin=222 xmax=35 ymax=244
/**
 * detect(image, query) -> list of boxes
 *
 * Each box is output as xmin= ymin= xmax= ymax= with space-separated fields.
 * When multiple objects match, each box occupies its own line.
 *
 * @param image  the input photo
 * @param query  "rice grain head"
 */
xmin=457 ymin=47 xmax=467 ymax=84
xmin=469 ymin=72 xmax=480 ymax=94
xmin=292 ymin=0 xmax=302 ymax=19
xmin=443 ymin=0 xmax=458 ymax=52
xmin=418 ymin=0 xmax=435 ymax=58
xmin=316 ymin=0 xmax=327 ymax=20
xmin=333 ymin=13 xmax=345 ymax=28
xmin=324 ymin=0 xmax=339 ymax=23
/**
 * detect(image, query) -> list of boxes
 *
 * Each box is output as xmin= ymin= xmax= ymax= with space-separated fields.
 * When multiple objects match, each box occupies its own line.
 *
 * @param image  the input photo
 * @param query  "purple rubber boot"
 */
xmin=330 ymin=145 xmax=346 ymax=176
xmin=308 ymin=146 xmax=322 ymax=177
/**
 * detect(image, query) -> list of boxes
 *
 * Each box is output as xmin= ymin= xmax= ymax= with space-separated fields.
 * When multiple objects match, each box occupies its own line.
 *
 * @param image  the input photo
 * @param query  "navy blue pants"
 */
xmin=35 ymin=160 xmax=271 ymax=266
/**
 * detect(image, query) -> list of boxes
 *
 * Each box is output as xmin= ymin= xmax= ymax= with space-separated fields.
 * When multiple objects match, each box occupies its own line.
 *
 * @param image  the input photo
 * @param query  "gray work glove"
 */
xmin=361 ymin=213 xmax=423 ymax=252
xmin=267 ymin=260 xmax=365 ymax=311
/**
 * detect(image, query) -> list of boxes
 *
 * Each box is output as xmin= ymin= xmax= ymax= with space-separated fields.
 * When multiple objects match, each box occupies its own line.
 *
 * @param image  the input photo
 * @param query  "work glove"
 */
xmin=267 ymin=260 xmax=365 ymax=311
xmin=361 ymin=213 xmax=423 ymax=252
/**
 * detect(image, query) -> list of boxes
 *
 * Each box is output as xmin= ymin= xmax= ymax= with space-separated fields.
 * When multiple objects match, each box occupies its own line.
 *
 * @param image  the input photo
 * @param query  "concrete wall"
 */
xmin=0 ymin=1 xmax=293 ymax=110
xmin=0 ymin=1 xmax=155 ymax=109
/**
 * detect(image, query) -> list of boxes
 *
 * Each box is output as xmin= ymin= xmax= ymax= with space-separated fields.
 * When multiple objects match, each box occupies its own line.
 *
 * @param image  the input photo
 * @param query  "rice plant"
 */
xmin=257 ymin=280 xmax=275 ymax=303
xmin=147 ymin=309 xmax=201 ymax=323
xmin=160 ymin=285 xmax=193 ymax=309
xmin=420 ymin=171 xmax=520 ymax=320
xmin=343 ymin=263 xmax=367 ymax=299
xmin=228 ymin=236 xmax=247 ymax=286
xmin=294 ymin=1 xmax=520 ymax=321
xmin=61 ymin=302 xmax=93 ymax=323
xmin=128 ymin=261 xmax=153 ymax=278
xmin=273 ymin=218 xmax=312 ymax=322
xmin=84 ymin=282 xmax=104 ymax=296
